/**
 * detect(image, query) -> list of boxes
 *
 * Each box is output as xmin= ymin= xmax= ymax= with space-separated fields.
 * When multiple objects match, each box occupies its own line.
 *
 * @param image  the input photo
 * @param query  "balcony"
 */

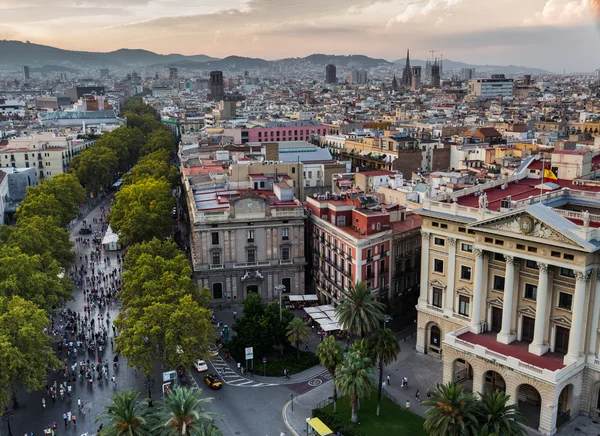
xmin=366 ymin=255 xmax=373 ymax=262
xmin=279 ymin=259 xmax=293 ymax=265
xmin=209 ymin=264 xmax=224 ymax=270
xmin=381 ymin=251 xmax=388 ymax=257
xmin=445 ymin=327 xmax=581 ymax=384
xmin=233 ymin=261 xmax=271 ymax=268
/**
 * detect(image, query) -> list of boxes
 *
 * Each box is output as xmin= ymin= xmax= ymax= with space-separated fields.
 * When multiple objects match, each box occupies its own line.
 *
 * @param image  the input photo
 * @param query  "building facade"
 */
xmin=468 ymin=75 xmax=514 ymax=98
xmin=416 ymin=189 xmax=600 ymax=435
xmin=186 ymin=184 xmax=306 ymax=304
xmin=306 ymin=194 xmax=394 ymax=302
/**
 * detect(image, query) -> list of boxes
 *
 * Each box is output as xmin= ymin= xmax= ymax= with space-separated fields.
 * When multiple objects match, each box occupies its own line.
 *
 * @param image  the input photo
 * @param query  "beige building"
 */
xmin=416 ymin=188 xmax=600 ymax=435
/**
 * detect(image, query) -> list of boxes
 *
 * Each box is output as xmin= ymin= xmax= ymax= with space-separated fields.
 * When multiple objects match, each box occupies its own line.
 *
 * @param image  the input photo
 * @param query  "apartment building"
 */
xmin=305 ymin=194 xmax=396 ymax=302
xmin=185 ymin=180 xmax=306 ymax=303
xmin=416 ymin=186 xmax=600 ymax=435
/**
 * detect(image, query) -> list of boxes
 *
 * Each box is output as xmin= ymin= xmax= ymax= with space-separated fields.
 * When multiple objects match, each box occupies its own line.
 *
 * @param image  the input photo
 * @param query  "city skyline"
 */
xmin=0 ymin=0 xmax=599 ymax=73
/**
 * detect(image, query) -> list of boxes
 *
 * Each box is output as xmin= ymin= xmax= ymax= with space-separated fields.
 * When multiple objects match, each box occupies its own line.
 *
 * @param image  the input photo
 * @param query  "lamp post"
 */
xmin=144 ymin=376 xmax=156 ymax=407
xmin=289 ymin=393 xmax=294 ymax=413
xmin=2 ymin=407 xmax=13 ymax=436
xmin=275 ymin=284 xmax=286 ymax=323
xmin=377 ymin=314 xmax=392 ymax=417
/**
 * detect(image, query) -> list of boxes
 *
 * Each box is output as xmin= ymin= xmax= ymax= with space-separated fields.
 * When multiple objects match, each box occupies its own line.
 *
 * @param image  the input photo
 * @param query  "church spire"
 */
xmin=401 ymin=49 xmax=412 ymax=86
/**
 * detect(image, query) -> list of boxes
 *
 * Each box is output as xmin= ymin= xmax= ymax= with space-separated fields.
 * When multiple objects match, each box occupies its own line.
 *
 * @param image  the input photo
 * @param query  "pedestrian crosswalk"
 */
xmin=209 ymin=356 xmax=278 ymax=388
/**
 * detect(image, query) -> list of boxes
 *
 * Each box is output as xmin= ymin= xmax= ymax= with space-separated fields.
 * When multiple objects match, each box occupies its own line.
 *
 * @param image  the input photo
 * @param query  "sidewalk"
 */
xmin=284 ymin=379 xmax=335 ymax=436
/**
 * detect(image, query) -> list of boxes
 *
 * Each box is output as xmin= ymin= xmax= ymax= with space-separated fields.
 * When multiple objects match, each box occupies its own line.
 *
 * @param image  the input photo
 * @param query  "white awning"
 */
xmin=303 ymin=295 xmax=319 ymax=301
xmin=304 ymin=307 xmax=322 ymax=315
xmin=320 ymin=304 xmax=335 ymax=311
xmin=309 ymin=313 xmax=329 ymax=320
xmin=288 ymin=295 xmax=304 ymax=301
xmin=320 ymin=323 xmax=341 ymax=332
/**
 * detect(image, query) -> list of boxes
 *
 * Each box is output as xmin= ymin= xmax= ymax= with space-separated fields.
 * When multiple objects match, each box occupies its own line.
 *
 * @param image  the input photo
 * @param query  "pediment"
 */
xmin=469 ymin=210 xmax=582 ymax=249
xmin=455 ymin=286 xmax=472 ymax=296
xmin=517 ymin=306 xmax=536 ymax=316
xmin=429 ymin=279 xmax=446 ymax=289
xmin=487 ymin=297 xmax=503 ymax=306
xmin=550 ymin=315 xmax=571 ymax=327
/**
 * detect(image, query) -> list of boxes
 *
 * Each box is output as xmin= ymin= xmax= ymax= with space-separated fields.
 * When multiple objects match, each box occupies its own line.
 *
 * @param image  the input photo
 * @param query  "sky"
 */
xmin=0 ymin=0 xmax=599 ymax=72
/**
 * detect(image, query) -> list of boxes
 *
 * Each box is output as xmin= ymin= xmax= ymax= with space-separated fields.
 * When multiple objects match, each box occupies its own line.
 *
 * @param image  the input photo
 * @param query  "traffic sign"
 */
xmin=245 ymin=347 xmax=254 ymax=360
xmin=262 ymin=357 xmax=267 ymax=363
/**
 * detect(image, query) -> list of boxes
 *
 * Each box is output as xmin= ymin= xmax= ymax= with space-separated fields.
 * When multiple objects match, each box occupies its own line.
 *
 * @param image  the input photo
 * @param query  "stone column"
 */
xmin=565 ymin=270 xmax=590 ymax=365
xmin=444 ymin=237 xmax=457 ymax=316
xmin=497 ymin=255 xmax=516 ymax=344
xmin=418 ymin=232 xmax=430 ymax=309
xmin=591 ymin=270 xmax=600 ymax=359
xmin=470 ymin=249 xmax=484 ymax=333
xmin=529 ymin=263 xmax=549 ymax=356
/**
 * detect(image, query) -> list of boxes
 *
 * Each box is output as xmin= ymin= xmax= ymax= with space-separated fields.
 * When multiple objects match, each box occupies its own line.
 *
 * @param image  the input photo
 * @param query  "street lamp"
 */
xmin=144 ymin=376 xmax=156 ymax=407
xmin=2 ymin=407 xmax=13 ymax=436
xmin=377 ymin=315 xmax=393 ymax=417
xmin=275 ymin=284 xmax=286 ymax=323
xmin=289 ymin=393 xmax=294 ymax=413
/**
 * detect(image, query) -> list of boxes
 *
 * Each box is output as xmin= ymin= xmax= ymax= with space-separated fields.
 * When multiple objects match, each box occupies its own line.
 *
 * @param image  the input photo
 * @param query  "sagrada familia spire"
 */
xmin=401 ymin=49 xmax=412 ymax=87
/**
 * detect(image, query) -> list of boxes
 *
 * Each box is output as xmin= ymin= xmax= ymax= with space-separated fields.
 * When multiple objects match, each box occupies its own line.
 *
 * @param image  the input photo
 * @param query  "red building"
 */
xmin=306 ymin=194 xmax=398 ymax=303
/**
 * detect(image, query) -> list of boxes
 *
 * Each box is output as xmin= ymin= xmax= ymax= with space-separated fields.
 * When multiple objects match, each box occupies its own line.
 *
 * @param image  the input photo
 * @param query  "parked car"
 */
xmin=194 ymin=359 xmax=208 ymax=372
xmin=204 ymin=373 xmax=222 ymax=389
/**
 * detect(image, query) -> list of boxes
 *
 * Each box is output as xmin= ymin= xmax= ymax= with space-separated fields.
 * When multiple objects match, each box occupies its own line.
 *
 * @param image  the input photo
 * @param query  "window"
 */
xmin=493 ymin=275 xmax=505 ymax=291
xmin=460 ymin=266 xmax=472 ymax=281
xmin=211 ymin=232 xmax=219 ymax=245
xmin=434 ymin=237 xmax=445 ymax=247
xmin=485 ymin=237 xmax=493 ymax=243
xmin=434 ymin=259 xmax=444 ymax=273
xmin=337 ymin=216 xmax=346 ymax=226
xmin=247 ymin=249 xmax=256 ymax=263
xmin=526 ymin=260 xmax=538 ymax=269
xmin=516 ymin=244 xmax=525 ymax=250
xmin=282 ymin=228 xmax=289 ymax=240
xmin=558 ymin=292 xmax=573 ymax=310
xmin=282 ymin=278 xmax=291 ymax=294
xmin=247 ymin=230 xmax=255 ymax=243
xmin=458 ymin=227 xmax=466 ymax=233
xmin=281 ymin=246 xmax=290 ymax=261
xmin=211 ymin=252 xmax=221 ymax=265
xmin=461 ymin=243 xmax=473 ymax=253
xmin=432 ymin=287 xmax=443 ymax=308
xmin=440 ymin=223 xmax=448 ymax=229
xmin=524 ymin=283 xmax=537 ymax=300
xmin=560 ymin=268 xmax=575 ymax=278
xmin=495 ymin=239 xmax=504 ymax=246
xmin=458 ymin=295 xmax=470 ymax=316
xmin=432 ymin=222 xmax=439 ymax=227
xmin=527 ymin=246 xmax=537 ymax=253
xmin=494 ymin=253 xmax=504 ymax=261
xmin=564 ymin=253 xmax=574 ymax=261
xmin=212 ymin=283 xmax=223 ymax=299
xmin=551 ymin=251 xmax=561 ymax=258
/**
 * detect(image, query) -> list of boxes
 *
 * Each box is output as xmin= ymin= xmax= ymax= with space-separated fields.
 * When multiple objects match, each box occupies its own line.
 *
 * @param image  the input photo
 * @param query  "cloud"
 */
xmin=388 ymin=0 xmax=464 ymax=25
xmin=523 ymin=0 xmax=596 ymax=25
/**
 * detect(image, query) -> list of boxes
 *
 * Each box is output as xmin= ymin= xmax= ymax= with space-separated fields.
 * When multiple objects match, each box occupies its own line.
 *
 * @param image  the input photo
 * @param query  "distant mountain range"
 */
xmin=0 ymin=40 xmax=551 ymax=75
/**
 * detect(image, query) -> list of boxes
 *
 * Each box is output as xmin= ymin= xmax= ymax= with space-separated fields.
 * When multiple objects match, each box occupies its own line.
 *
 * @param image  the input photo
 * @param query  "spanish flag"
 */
xmin=544 ymin=169 xmax=558 ymax=182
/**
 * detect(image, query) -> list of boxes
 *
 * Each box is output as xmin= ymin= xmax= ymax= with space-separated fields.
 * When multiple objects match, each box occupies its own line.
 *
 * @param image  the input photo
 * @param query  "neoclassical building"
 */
xmin=416 ymin=188 xmax=600 ymax=435
xmin=185 ymin=182 xmax=306 ymax=303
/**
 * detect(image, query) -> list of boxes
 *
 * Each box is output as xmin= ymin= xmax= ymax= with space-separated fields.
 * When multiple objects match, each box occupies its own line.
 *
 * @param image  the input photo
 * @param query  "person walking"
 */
xmin=426 ymin=388 xmax=431 ymax=400
xmin=63 ymin=413 xmax=67 ymax=426
xmin=415 ymin=390 xmax=420 ymax=402
xmin=405 ymin=400 xmax=411 ymax=411
xmin=67 ymin=410 xmax=72 ymax=425
xmin=72 ymin=414 xmax=76 ymax=427
xmin=77 ymin=397 xmax=82 ymax=411
xmin=111 ymin=375 xmax=116 ymax=388
xmin=386 ymin=374 xmax=390 ymax=386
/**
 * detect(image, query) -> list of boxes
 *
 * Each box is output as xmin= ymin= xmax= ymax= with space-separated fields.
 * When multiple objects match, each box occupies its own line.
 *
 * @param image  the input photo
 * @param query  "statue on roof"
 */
xmin=478 ymin=192 xmax=488 ymax=211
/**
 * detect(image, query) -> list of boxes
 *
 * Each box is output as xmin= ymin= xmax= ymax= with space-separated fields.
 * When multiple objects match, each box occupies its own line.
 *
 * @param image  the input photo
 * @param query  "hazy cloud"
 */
xmin=388 ymin=0 xmax=465 ymax=25
xmin=523 ymin=0 xmax=596 ymax=25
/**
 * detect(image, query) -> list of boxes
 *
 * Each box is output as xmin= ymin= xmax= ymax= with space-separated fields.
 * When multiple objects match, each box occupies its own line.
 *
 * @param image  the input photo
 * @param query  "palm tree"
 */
xmin=335 ymin=350 xmax=373 ymax=423
xmin=349 ymin=338 xmax=372 ymax=362
xmin=316 ymin=336 xmax=343 ymax=413
xmin=421 ymin=383 xmax=478 ymax=436
xmin=95 ymin=390 xmax=153 ymax=436
xmin=335 ymin=281 xmax=385 ymax=338
xmin=152 ymin=387 xmax=216 ymax=436
xmin=475 ymin=390 xmax=526 ymax=436
xmin=368 ymin=328 xmax=400 ymax=417
xmin=286 ymin=317 xmax=311 ymax=359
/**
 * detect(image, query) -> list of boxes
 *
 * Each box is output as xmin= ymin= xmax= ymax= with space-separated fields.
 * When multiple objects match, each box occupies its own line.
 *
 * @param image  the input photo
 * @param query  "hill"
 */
xmin=393 ymin=57 xmax=550 ymax=75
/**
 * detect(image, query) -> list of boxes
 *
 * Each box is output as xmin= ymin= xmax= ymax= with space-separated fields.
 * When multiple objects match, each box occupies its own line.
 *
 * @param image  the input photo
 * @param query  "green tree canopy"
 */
xmin=0 ymin=296 xmax=62 ymax=409
xmin=335 ymin=281 xmax=385 ymax=337
xmin=316 ymin=336 xmax=343 ymax=413
xmin=96 ymin=390 xmax=153 ymax=436
xmin=141 ymin=129 xmax=174 ymax=156
xmin=15 ymin=191 xmax=63 ymax=226
xmin=422 ymin=383 xmax=478 ymax=436
xmin=0 ymin=216 xmax=75 ymax=268
xmin=109 ymin=177 xmax=175 ymax=247
xmin=124 ymin=149 xmax=178 ymax=186
xmin=115 ymin=294 xmax=213 ymax=375
xmin=335 ymin=349 xmax=374 ymax=423
xmin=71 ymin=146 xmax=119 ymax=196
xmin=126 ymin=113 xmax=162 ymax=136
xmin=0 ymin=246 xmax=73 ymax=310
xmin=475 ymin=390 xmax=526 ymax=436
xmin=286 ymin=317 xmax=311 ymax=359
xmin=151 ymin=387 xmax=218 ymax=436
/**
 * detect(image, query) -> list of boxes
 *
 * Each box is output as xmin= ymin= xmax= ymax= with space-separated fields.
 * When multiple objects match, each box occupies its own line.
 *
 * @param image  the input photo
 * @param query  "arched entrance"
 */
xmin=557 ymin=384 xmax=573 ymax=428
xmin=426 ymin=323 xmax=441 ymax=355
xmin=517 ymin=384 xmax=542 ymax=430
xmin=483 ymin=370 xmax=506 ymax=395
xmin=453 ymin=358 xmax=474 ymax=392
